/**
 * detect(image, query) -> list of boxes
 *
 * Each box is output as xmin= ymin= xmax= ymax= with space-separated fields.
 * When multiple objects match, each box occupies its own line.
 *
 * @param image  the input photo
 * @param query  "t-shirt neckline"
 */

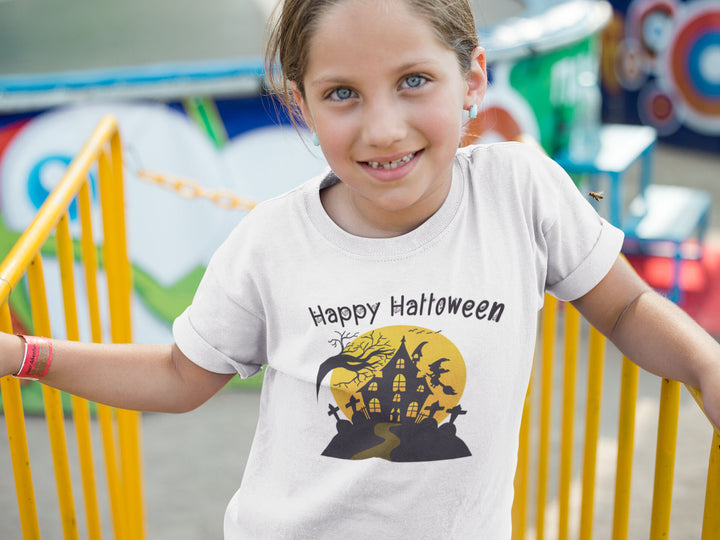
xmin=304 ymin=157 xmax=464 ymax=258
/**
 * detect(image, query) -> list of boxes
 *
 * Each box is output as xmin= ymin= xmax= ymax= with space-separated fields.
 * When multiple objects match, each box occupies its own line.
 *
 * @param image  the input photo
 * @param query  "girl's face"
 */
xmin=292 ymin=0 xmax=486 ymax=237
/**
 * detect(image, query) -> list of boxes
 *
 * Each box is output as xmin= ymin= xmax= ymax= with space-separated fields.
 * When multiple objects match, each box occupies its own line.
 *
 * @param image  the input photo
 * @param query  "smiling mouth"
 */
xmin=365 ymin=152 xmax=417 ymax=170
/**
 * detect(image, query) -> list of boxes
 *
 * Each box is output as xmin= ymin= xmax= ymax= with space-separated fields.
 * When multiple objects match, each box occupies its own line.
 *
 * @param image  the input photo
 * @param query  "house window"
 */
xmin=393 ymin=374 xmax=406 ymax=392
xmin=407 ymin=402 xmax=419 ymax=418
xmin=396 ymin=358 xmax=405 ymax=369
xmin=369 ymin=398 xmax=381 ymax=413
xmin=393 ymin=393 xmax=402 ymax=402
xmin=367 ymin=382 xmax=378 ymax=392
xmin=417 ymin=384 xmax=425 ymax=393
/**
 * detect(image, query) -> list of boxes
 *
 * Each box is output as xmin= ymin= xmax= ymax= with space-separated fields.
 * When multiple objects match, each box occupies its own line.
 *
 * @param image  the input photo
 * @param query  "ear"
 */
xmin=464 ymin=46 xmax=488 ymax=109
xmin=290 ymin=81 xmax=314 ymax=131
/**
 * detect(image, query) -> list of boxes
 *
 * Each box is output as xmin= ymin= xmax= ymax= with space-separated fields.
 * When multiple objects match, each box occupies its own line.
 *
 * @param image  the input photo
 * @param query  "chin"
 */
xmin=375 ymin=192 xmax=424 ymax=212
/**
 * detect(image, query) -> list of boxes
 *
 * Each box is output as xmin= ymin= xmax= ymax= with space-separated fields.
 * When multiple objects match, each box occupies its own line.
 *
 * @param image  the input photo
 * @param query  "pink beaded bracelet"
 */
xmin=13 ymin=335 xmax=53 ymax=380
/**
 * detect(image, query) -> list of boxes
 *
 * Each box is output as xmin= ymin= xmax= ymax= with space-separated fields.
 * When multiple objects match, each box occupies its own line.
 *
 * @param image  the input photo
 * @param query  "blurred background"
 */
xmin=1 ymin=0 xmax=719 ymax=538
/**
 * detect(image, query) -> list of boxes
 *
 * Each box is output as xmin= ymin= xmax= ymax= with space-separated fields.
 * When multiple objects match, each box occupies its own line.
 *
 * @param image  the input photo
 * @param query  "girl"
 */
xmin=2 ymin=0 xmax=719 ymax=537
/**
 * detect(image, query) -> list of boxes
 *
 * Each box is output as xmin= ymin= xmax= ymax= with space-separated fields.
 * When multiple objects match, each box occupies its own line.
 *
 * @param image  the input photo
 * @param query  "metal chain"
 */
xmin=122 ymin=145 xmax=257 ymax=211
xmin=134 ymin=169 xmax=257 ymax=212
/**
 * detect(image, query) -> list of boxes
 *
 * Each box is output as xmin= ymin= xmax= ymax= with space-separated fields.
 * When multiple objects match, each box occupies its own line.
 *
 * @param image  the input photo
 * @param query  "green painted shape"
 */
xmin=0 ymin=211 xmax=197 ymax=327
xmin=507 ymin=35 xmax=599 ymax=154
xmin=0 ymin=218 xmax=34 ymax=332
xmin=184 ymin=97 xmax=228 ymax=148
xmin=132 ymin=264 xmax=205 ymax=322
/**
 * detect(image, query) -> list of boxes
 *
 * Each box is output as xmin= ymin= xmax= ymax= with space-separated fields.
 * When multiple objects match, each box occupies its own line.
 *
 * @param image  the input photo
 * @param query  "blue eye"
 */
xmin=403 ymin=75 xmax=427 ymax=89
xmin=330 ymin=87 xmax=354 ymax=101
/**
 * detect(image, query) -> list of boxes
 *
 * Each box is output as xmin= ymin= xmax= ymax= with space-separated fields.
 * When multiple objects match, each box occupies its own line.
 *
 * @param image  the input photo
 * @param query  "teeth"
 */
xmin=367 ymin=152 xmax=415 ymax=170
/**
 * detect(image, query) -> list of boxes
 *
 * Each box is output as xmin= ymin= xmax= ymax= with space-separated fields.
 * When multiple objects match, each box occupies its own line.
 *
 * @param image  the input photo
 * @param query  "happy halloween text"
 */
xmin=307 ymin=293 xmax=505 ymax=327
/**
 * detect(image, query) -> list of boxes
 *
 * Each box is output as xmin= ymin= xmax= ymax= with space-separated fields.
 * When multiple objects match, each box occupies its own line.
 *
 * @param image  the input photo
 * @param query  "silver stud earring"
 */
xmin=469 ymin=104 xmax=478 ymax=119
xmin=311 ymin=131 xmax=320 ymax=146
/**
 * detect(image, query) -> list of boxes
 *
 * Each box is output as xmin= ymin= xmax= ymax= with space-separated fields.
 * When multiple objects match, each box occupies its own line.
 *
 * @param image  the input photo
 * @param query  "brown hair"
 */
xmin=264 ymin=0 xmax=479 ymax=126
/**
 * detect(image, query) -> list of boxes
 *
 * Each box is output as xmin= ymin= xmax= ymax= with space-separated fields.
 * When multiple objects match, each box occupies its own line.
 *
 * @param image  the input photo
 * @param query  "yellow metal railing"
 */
xmin=0 ymin=116 xmax=144 ymax=539
xmin=513 ymin=295 xmax=719 ymax=539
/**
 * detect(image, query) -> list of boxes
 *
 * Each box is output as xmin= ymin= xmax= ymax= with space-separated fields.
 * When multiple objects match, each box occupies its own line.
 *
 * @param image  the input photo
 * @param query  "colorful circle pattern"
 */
xmin=638 ymin=83 xmax=681 ymax=135
xmin=632 ymin=0 xmax=677 ymax=58
xmin=667 ymin=2 xmax=720 ymax=132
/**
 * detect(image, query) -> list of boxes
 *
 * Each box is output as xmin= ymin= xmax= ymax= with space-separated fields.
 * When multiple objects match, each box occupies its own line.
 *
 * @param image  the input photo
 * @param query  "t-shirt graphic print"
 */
xmin=316 ymin=325 xmax=471 ymax=462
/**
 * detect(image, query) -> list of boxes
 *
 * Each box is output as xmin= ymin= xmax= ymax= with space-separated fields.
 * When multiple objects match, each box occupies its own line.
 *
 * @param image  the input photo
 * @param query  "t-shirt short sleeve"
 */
xmin=527 ymin=146 xmax=624 ymax=302
xmin=545 ymin=217 xmax=623 ymax=301
xmin=172 ymin=223 xmax=267 ymax=378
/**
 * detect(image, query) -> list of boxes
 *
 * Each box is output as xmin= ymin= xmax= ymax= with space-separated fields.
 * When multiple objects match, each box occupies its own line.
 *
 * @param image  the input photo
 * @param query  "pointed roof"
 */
xmin=392 ymin=336 xmax=411 ymax=363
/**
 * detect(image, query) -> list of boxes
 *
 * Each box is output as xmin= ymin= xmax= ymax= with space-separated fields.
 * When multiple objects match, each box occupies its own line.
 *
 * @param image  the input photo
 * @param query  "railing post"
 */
xmin=579 ymin=326 xmax=606 ymax=539
xmin=536 ymin=293 xmax=558 ymax=540
xmin=649 ymin=378 xmax=681 ymax=540
xmin=99 ymin=131 xmax=146 ymax=540
xmin=558 ymin=304 xmax=580 ymax=540
xmin=56 ymin=211 xmax=104 ymax=540
xmin=27 ymin=252 xmax=80 ymax=540
xmin=702 ymin=430 xmax=720 ymax=539
xmin=611 ymin=357 xmax=639 ymax=540
xmin=0 ymin=303 xmax=41 ymax=539
xmin=513 ymin=375 xmax=533 ymax=540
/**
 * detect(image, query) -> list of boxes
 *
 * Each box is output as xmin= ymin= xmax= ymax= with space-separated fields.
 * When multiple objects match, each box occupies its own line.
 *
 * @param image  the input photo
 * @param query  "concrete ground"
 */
xmin=1 ymin=141 xmax=718 ymax=539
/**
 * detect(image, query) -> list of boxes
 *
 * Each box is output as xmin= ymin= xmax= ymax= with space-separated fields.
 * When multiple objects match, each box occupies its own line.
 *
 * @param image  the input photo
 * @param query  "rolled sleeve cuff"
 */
xmin=548 ymin=220 xmax=625 ymax=302
xmin=173 ymin=308 xmax=263 ymax=379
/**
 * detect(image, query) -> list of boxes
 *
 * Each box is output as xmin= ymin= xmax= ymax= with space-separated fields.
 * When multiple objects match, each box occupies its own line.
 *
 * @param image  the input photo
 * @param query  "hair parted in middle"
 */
xmin=263 ymin=0 xmax=479 ymax=128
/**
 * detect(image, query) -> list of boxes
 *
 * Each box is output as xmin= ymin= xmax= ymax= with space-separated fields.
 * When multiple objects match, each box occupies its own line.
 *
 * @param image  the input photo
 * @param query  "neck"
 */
xmin=320 ymin=178 xmax=452 ymax=239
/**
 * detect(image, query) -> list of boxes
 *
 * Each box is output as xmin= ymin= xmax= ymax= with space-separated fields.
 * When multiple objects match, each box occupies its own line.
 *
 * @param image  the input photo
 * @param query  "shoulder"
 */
xmin=456 ymin=141 xmax=574 ymax=207
xmin=456 ymin=141 xmax=604 ymax=236
xmin=456 ymin=141 xmax=565 ymax=179
xmin=206 ymin=172 xmax=325 ymax=269
xmin=226 ymin=171 xmax=326 ymax=239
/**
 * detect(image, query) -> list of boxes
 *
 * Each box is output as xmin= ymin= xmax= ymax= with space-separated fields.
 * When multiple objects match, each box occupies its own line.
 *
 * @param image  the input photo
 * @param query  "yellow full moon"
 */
xmin=329 ymin=325 xmax=466 ymax=424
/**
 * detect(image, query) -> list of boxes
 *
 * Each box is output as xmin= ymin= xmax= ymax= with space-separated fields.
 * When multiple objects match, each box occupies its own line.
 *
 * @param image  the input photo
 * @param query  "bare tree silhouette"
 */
xmin=316 ymin=331 xmax=393 ymax=397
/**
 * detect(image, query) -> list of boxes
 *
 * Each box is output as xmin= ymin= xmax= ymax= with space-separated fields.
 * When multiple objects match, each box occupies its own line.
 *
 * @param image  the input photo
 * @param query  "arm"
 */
xmin=0 ymin=333 xmax=234 ymax=414
xmin=571 ymin=256 xmax=720 ymax=430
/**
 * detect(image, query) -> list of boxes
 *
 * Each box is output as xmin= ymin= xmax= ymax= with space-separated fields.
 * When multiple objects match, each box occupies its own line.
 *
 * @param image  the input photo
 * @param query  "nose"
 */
xmin=361 ymin=96 xmax=406 ymax=148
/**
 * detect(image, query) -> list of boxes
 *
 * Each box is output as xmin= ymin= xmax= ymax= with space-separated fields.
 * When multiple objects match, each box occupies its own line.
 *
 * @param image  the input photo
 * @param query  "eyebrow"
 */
xmin=308 ymin=60 xmax=440 ymax=88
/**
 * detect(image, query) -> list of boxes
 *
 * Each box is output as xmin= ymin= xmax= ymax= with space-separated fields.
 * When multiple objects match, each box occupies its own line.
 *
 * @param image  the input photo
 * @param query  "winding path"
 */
xmin=352 ymin=422 xmax=401 ymax=460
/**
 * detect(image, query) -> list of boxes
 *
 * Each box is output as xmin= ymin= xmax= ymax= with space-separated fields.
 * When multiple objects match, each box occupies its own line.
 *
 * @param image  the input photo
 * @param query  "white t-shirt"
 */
xmin=173 ymin=142 xmax=623 ymax=539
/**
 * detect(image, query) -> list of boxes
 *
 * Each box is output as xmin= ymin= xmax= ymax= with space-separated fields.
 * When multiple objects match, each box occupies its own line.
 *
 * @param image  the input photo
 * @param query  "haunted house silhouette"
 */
xmin=359 ymin=336 xmax=432 ymax=423
xmin=322 ymin=332 xmax=472 ymax=462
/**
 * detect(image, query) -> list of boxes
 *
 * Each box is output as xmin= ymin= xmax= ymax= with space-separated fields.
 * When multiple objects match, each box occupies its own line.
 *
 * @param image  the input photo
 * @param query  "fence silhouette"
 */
xmin=0 ymin=117 xmax=717 ymax=538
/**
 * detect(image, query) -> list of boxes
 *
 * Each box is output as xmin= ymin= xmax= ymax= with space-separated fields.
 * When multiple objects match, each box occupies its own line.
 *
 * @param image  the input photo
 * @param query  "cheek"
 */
xmin=422 ymin=107 xmax=464 ymax=146
xmin=317 ymin=119 xmax=355 ymax=166
xmin=419 ymin=89 xmax=465 ymax=136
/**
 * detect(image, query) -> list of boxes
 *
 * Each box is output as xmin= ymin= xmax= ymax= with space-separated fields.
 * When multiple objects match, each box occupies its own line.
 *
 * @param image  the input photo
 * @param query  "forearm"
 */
xmin=573 ymin=257 xmax=720 ymax=430
xmin=610 ymin=291 xmax=720 ymax=430
xmin=0 ymin=333 xmax=232 ymax=413
xmin=608 ymin=290 xmax=720 ymax=389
